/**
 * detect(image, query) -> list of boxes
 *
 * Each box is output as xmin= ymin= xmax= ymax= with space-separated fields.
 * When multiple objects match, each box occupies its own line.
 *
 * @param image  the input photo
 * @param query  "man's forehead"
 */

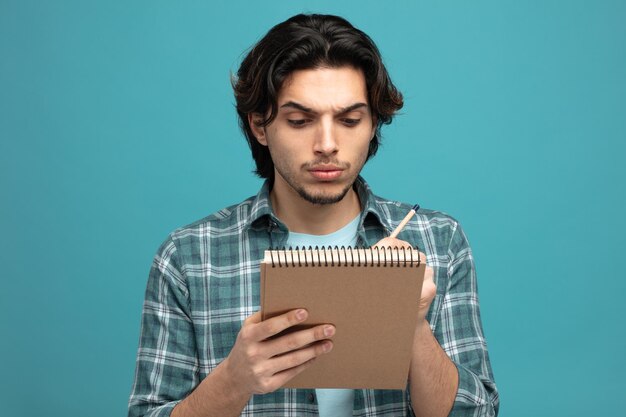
xmin=277 ymin=67 xmax=369 ymax=111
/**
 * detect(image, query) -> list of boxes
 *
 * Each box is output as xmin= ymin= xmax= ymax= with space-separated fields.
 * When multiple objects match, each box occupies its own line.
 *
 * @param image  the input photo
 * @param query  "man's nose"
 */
xmin=313 ymin=119 xmax=338 ymax=156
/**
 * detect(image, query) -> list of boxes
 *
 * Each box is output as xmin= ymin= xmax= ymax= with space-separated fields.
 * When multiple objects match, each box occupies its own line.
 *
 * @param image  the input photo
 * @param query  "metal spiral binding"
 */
xmin=268 ymin=246 xmax=421 ymax=268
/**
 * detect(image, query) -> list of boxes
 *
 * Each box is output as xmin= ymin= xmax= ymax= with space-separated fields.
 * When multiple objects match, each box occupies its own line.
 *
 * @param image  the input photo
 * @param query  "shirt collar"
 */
xmin=353 ymin=176 xmax=393 ymax=233
xmin=246 ymin=180 xmax=276 ymax=231
xmin=245 ymin=176 xmax=393 ymax=233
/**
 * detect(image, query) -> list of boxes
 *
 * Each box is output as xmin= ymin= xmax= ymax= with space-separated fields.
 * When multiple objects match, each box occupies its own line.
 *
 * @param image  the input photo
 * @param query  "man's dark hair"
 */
xmin=233 ymin=13 xmax=404 ymax=180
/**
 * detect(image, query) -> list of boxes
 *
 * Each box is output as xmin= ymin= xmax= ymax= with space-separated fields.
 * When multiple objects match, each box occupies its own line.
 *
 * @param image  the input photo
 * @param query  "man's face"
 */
xmin=251 ymin=66 xmax=375 ymax=205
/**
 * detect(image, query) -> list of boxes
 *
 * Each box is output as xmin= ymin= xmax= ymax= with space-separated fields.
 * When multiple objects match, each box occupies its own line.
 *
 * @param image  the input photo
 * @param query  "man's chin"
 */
xmin=300 ymin=194 xmax=345 ymax=205
xmin=296 ymin=184 xmax=353 ymax=206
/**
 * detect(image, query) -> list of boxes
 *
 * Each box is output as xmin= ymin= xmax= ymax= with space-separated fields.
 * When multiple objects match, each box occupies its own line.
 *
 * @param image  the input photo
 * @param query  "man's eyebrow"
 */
xmin=338 ymin=102 xmax=368 ymax=114
xmin=279 ymin=101 xmax=313 ymax=113
xmin=279 ymin=101 xmax=369 ymax=114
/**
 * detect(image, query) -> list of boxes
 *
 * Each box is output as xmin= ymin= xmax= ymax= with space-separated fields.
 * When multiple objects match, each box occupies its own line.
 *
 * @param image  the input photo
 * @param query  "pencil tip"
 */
xmin=412 ymin=204 xmax=420 ymax=212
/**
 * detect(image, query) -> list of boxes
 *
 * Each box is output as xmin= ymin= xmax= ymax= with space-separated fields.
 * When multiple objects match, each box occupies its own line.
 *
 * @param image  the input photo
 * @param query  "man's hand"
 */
xmin=172 ymin=309 xmax=333 ymax=417
xmin=373 ymin=237 xmax=436 ymax=323
xmin=222 ymin=309 xmax=335 ymax=396
xmin=374 ymin=237 xmax=458 ymax=417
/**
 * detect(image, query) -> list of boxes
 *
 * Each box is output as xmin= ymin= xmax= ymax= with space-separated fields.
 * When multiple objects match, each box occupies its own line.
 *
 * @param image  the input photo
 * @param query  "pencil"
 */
xmin=389 ymin=204 xmax=420 ymax=239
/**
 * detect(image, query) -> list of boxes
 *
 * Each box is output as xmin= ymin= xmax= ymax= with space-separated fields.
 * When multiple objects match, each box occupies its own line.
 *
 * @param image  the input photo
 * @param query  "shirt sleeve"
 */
xmin=128 ymin=236 xmax=199 ymax=417
xmin=437 ymin=222 xmax=499 ymax=416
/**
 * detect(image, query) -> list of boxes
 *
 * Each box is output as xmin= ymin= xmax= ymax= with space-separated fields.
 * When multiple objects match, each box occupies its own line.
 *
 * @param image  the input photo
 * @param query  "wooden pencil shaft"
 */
xmin=389 ymin=209 xmax=416 ymax=239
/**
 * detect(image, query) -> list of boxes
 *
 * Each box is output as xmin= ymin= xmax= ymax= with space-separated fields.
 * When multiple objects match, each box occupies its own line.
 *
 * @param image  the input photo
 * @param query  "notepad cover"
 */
xmin=260 ymin=248 xmax=426 ymax=389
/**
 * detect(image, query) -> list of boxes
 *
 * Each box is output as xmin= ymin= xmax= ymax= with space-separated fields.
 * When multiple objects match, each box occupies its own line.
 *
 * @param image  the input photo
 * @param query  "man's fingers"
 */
xmin=265 ymin=323 xmax=335 ymax=357
xmin=244 ymin=311 xmax=263 ymax=325
xmin=373 ymin=237 xmax=413 ymax=249
xmin=268 ymin=339 xmax=333 ymax=376
xmin=246 ymin=309 xmax=309 ymax=341
xmin=270 ymin=357 xmax=317 ymax=389
xmin=257 ymin=354 xmax=322 ymax=394
xmin=420 ymin=266 xmax=437 ymax=308
xmin=424 ymin=265 xmax=435 ymax=283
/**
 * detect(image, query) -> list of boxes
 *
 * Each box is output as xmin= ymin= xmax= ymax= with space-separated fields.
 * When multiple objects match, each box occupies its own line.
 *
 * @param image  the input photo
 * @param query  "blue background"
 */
xmin=2 ymin=1 xmax=625 ymax=416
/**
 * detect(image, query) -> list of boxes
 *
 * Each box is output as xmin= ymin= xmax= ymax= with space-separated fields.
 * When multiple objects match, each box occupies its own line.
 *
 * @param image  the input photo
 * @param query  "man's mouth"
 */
xmin=308 ymin=165 xmax=344 ymax=180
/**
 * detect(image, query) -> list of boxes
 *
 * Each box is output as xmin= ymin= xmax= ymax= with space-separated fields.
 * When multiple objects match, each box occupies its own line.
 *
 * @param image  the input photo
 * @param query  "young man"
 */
xmin=128 ymin=14 xmax=498 ymax=417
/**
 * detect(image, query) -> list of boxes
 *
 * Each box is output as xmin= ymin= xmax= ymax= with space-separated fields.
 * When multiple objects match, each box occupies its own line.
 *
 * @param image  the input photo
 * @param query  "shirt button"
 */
xmin=307 ymin=393 xmax=315 ymax=403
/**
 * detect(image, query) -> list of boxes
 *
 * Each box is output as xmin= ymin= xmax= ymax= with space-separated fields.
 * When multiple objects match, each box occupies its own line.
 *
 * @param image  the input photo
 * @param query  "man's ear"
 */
xmin=248 ymin=113 xmax=268 ymax=146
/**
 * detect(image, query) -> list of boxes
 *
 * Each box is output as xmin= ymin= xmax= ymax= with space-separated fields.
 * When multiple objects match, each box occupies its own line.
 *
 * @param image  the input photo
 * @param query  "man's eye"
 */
xmin=287 ymin=119 xmax=308 ymax=127
xmin=342 ymin=118 xmax=361 ymax=127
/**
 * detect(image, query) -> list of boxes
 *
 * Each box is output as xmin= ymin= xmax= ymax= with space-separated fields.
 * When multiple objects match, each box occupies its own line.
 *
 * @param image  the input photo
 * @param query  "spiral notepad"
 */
xmin=260 ymin=246 xmax=426 ymax=389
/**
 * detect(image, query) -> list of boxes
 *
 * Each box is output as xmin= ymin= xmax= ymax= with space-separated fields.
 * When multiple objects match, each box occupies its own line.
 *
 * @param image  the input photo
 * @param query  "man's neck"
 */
xmin=269 ymin=181 xmax=361 ymax=236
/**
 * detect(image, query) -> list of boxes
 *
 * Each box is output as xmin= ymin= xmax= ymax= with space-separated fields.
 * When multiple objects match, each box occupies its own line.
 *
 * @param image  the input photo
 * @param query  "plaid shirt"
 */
xmin=128 ymin=177 xmax=499 ymax=417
